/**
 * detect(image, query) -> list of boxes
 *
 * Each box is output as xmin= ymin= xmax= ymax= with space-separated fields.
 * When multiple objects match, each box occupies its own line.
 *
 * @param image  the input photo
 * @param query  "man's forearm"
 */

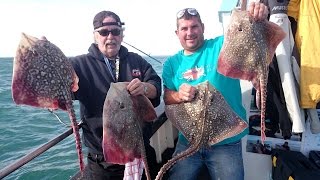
xmin=143 ymin=82 xmax=157 ymax=99
xmin=163 ymin=88 xmax=183 ymax=105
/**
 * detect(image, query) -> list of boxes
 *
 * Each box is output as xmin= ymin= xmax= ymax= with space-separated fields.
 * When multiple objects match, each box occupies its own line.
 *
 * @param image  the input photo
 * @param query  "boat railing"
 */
xmin=0 ymin=102 xmax=167 ymax=179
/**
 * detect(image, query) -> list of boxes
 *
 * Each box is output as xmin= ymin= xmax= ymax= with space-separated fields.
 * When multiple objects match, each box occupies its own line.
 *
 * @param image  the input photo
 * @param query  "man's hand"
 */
xmin=127 ymin=78 xmax=157 ymax=98
xmin=178 ymin=83 xmax=196 ymax=102
xmin=248 ymin=1 xmax=269 ymax=21
xmin=71 ymin=75 xmax=79 ymax=92
xmin=127 ymin=78 xmax=144 ymax=96
xmin=163 ymin=84 xmax=196 ymax=105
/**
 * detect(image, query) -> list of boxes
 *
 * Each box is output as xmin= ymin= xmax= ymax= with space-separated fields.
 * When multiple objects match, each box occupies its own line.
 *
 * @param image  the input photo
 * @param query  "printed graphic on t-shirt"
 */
xmin=182 ymin=66 xmax=204 ymax=81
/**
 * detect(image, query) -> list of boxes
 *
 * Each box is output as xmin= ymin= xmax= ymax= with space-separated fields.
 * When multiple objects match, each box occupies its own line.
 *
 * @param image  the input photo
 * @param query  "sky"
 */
xmin=0 ymin=0 xmax=227 ymax=57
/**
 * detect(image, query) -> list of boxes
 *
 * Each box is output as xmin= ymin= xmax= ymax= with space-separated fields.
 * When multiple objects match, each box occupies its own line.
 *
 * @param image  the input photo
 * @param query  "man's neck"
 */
xmin=183 ymin=40 xmax=205 ymax=55
xmin=183 ymin=50 xmax=194 ymax=55
xmin=105 ymin=55 xmax=118 ymax=60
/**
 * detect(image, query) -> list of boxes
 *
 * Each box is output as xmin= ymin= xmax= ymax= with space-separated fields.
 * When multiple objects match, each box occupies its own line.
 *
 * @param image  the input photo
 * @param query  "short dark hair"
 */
xmin=176 ymin=9 xmax=202 ymax=28
xmin=93 ymin=11 xmax=125 ymax=30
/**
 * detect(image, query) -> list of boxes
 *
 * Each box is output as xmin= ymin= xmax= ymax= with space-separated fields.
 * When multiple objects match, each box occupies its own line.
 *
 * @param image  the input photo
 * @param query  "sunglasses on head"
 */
xmin=95 ymin=28 xmax=121 ymax=37
xmin=176 ymin=8 xmax=198 ymax=19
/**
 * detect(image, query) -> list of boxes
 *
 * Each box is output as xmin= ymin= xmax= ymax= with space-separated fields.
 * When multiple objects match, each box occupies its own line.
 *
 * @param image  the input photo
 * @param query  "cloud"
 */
xmin=0 ymin=0 xmax=223 ymax=57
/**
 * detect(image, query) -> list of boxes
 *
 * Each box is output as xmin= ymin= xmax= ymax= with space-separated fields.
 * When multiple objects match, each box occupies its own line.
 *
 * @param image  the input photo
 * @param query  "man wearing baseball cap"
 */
xmin=70 ymin=10 xmax=161 ymax=180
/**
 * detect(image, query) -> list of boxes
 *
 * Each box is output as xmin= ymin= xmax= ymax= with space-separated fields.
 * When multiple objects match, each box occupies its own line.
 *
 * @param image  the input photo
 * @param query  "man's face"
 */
xmin=94 ymin=17 xmax=123 ymax=58
xmin=175 ymin=17 xmax=204 ymax=55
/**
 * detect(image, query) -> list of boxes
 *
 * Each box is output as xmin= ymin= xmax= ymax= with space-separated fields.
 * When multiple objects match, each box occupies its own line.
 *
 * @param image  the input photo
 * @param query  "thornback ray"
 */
xmin=155 ymin=81 xmax=248 ymax=180
xmin=102 ymin=82 xmax=156 ymax=180
xmin=11 ymin=33 xmax=84 ymax=173
xmin=217 ymin=9 xmax=286 ymax=143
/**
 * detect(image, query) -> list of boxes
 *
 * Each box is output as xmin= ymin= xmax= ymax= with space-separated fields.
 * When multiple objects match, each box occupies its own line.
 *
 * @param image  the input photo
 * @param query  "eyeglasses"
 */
xmin=95 ymin=29 xmax=121 ymax=36
xmin=176 ymin=8 xmax=198 ymax=19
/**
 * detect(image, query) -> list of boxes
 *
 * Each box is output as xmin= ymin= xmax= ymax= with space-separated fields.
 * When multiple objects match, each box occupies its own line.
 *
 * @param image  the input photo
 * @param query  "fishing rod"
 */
xmin=0 ymin=104 xmax=167 ymax=179
xmin=0 ymin=121 xmax=83 ymax=179
xmin=122 ymin=41 xmax=163 ymax=65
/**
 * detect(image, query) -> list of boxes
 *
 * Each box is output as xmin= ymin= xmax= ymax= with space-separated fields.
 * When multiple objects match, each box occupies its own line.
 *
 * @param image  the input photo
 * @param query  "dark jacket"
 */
xmin=70 ymin=43 xmax=162 ymax=154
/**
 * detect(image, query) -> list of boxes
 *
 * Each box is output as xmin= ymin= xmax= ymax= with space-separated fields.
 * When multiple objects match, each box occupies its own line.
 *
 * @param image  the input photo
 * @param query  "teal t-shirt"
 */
xmin=162 ymin=36 xmax=248 ymax=146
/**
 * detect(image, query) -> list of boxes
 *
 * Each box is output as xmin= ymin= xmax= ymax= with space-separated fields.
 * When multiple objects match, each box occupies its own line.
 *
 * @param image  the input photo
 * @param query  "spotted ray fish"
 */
xmin=11 ymin=33 xmax=84 ymax=172
xmin=217 ymin=9 xmax=286 ymax=143
xmin=155 ymin=81 xmax=248 ymax=180
xmin=102 ymin=82 xmax=156 ymax=180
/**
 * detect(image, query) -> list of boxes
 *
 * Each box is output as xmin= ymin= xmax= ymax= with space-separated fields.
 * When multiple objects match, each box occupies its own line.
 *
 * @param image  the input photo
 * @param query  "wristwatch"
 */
xmin=143 ymin=84 xmax=148 ymax=95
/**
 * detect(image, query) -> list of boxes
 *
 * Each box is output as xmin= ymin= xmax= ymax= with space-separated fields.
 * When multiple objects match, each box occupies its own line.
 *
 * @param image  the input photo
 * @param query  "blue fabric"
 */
xmin=162 ymin=36 xmax=248 ymax=146
xmin=167 ymin=139 xmax=244 ymax=180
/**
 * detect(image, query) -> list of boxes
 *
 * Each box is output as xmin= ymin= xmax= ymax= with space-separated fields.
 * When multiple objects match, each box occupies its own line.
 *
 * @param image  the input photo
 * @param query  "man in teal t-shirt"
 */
xmin=162 ymin=2 xmax=269 ymax=180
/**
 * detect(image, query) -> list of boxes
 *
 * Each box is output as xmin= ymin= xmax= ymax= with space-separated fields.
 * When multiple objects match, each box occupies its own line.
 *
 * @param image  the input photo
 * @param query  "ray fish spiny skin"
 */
xmin=155 ymin=81 xmax=248 ymax=180
xmin=217 ymin=9 xmax=286 ymax=143
xmin=11 ymin=33 xmax=84 ymax=172
xmin=102 ymin=82 xmax=157 ymax=180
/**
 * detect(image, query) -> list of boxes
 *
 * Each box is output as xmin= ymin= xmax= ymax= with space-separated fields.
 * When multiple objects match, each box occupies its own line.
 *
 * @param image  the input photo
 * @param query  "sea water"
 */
xmin=0 ymin=56 xmax=166 ymax=180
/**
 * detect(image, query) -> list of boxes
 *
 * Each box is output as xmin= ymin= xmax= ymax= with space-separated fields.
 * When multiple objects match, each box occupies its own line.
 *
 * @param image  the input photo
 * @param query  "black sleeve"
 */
xmin=139 ymin=56 xmax=162 ymax=107
xmin=69 ymin=56 xmax=80 ymax=100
